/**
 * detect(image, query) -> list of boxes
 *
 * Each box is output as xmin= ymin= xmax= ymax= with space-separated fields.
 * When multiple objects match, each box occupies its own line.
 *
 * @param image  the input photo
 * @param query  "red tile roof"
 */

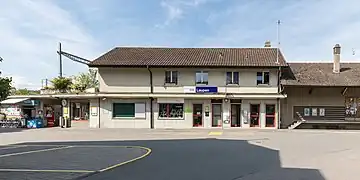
xmin=88 ymin=47 xmax=287 ymax=67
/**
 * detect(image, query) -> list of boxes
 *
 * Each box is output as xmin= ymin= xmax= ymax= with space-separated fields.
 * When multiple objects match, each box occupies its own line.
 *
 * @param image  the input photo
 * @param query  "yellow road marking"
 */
xmin=0 ymin=145 xmax=152 ymax=173
xmin=0 ymin=146 xmax=73 ymax=158
xmin=99 ymin=146 xmax=152 ymax=172
xmin=208 ymin=131 xmax=223 ymax=136
xmin=0 ymin=168 xmax=94 ymax=173
xmin=0 ymin=145 xmax=27 ymax=150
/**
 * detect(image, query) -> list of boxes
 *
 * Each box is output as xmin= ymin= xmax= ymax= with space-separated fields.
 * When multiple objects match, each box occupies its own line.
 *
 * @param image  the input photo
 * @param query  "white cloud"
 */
xmin=0 ymin=0 xmax=102 ymax=89
xmin=199 ymin=0 xmax=360 ymax=62
xmin=157 ymin=0 xmax=209 ymax=27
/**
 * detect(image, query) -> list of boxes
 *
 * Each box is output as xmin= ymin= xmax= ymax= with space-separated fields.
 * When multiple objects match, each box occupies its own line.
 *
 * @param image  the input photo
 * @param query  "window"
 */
xmin=256 ymin=72 xmax=270 ymax=85
xmin=158 ymin=103 xmax=184 ymax=118
xmin=113 ymin=103 xmax=135 ymax=118
xmin=226 ymin=72 xmax=239 ymax=85
xmin=196 ymin=71 xmax=208 ymax=85
xmin=165 ymin=71 xmax=178 ymax=84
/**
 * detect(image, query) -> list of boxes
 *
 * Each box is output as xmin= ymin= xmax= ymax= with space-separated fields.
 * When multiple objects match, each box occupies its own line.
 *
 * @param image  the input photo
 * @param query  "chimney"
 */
xmin=264 ymin=40 xmax=271 ymax=47
xmin=333 ymin=44 xmax=341 ymax=73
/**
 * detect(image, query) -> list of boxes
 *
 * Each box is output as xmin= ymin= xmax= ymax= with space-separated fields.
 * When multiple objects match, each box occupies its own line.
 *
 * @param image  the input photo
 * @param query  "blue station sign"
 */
xmin=195 ymin=86 xmax=218 ymax=93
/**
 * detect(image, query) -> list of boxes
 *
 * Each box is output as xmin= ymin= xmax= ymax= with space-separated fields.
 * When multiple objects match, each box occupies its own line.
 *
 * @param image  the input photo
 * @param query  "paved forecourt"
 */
xmin=0 ymin=144 xmax=151 ymax=180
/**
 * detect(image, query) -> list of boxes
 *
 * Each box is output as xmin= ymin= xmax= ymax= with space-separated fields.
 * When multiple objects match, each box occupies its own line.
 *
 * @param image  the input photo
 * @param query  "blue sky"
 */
xmin=1 ymin=0 xmax=360 ymax=89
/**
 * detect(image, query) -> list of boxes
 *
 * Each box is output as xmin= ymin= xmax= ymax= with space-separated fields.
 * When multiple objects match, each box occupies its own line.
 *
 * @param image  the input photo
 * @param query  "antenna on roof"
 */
xmin=276 ymin=20 xmax=281 ymax=64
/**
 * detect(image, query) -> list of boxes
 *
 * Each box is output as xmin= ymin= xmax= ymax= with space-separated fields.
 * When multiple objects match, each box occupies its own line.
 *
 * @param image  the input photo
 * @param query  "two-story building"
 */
xmin=87 ymin=47 xmax=288 ymax=129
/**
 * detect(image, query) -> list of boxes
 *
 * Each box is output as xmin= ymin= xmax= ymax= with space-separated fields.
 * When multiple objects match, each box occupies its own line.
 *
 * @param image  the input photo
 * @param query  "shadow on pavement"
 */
xmin=7 ymin=139 xmax=325 ymax=180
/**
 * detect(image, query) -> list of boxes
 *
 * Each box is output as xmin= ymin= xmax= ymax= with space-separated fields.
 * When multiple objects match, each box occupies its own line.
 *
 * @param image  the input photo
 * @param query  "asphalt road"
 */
xmin=0 ymin=139 xmax=326 ymax=180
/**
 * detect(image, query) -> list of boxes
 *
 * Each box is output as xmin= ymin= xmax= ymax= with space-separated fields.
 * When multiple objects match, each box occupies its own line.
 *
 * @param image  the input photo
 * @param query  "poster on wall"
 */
xmin=91 ymin=107 xmax=98 ymax=116
xmin=312 ymin=108 xmax=317 ymax=116
xmin=319 ymin=108 xmax=325 ymax=116
xmin=304 ymin=108 xmax=310 ymax=116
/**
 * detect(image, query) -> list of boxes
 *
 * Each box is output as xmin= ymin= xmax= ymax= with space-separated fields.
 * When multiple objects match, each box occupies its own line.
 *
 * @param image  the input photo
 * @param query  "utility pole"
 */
xmin=59 ymin=42 xmax=63 ymax=77
xmin=0 ymin=57 xmax=3 ymax=75
xmin=276 ymin=20 xmax=281 ymax=64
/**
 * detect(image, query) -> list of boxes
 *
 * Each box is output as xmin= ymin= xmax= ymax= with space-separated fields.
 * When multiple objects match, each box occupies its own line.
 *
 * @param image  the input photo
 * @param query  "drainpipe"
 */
xmin=147 ymin=65 xmax=154 ymax=129
xmin=98 ymin=98 xmax=101 ymax=128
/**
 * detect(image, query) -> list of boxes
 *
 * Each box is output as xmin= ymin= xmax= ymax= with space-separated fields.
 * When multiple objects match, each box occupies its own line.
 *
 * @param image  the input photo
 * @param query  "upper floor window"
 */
xmin=226 ymin=72 xmax=239 ymax=85
xmin=257 ymin=72 xmax=270 ymax=85
xmin=165 ymin=71 xmax=178 ymax=84
xmin=196 ymin=71 xmax=208 ymax=85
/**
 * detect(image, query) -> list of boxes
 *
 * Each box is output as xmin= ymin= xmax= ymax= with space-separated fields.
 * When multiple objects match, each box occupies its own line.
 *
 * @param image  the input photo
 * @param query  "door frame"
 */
xmin=211 ymin=103 xmax=222 ymax=127
xmin=230 ymin=103 xmax=241 ymax=127
xmin=250 ymin=104 xmax=260 ymax=127
xmin=192 ymin=104 xmax=204 ymax=127
xmin=265 ymin=104 xmax=276 ymax=127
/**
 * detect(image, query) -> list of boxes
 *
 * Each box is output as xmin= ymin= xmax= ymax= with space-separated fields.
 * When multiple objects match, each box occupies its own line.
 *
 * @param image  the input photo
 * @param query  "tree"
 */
xmin=12 ymin=88 xmax=40 ymax=95
xmin=71 ymin=69 xmax=99 ymax=92
xmin=50 ymin=77 xmax=72 ymax=93
xmin=0 ymin=77 xmax=12 ymax=101
xmin=0 ymin=57 xmax=13 ymax=100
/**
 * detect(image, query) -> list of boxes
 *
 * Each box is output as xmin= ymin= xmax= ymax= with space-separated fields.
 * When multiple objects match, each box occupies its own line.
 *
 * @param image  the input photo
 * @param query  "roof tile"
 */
xmin=89 ymin=47 xmax=287 ymax=67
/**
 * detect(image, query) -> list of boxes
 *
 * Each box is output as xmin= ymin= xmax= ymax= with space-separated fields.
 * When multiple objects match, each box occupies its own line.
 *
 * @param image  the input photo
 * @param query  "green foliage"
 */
xmin=0 ymin=77 xmax=12 ymax=101
xmin=71 ymin=69 xmax=99 ymax=92
xmin=13 ymin=88 xmax=40 ymax=95
xmin=50 ymin=77 xmax=72 ymax=92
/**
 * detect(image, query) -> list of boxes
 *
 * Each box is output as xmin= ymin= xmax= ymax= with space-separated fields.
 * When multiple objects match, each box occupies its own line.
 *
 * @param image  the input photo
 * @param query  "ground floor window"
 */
xmin=265 ymin=104 xmax=276 ymax=127
xmin=158 ymin=103 xmax=184 ymax=118
xmin=113 ymin=103 xmax=135 ymax=118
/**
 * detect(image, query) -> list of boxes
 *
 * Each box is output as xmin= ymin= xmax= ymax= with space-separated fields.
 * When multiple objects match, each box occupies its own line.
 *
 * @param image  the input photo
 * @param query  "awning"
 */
xmin=0 ymin=98 xmax=29 ymax=104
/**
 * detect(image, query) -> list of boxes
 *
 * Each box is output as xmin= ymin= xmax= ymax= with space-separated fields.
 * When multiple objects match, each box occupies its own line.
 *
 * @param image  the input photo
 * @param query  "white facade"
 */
xmin=88 ymin=67 xmax=284 ymax=129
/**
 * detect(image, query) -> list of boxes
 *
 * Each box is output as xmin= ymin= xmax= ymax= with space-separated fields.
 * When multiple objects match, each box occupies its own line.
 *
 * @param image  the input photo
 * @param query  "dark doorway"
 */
xmin=250 ymin=104 xmax=260 ymax=127
xmin=231 ymin=104 xmax=241 ymax=127
xmin=193 ymin=104 xmax=203 ymax=127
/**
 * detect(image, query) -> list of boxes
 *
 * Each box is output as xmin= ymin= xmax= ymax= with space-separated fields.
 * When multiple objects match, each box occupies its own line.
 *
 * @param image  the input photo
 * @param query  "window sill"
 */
xmin=256 ymin=84 xmax=271 ymax=87
xmin=164 ymin=83 xmax=179 ymax=87
xmin=226 ymin=84 xmax=240 ymax=86
xmin=158 ymin=117 xmax=185 ymax=120
xmin=196 ymin=83 xmax=209 ymax=86
xmin=112 ymin=117 xmax=145 ymax=120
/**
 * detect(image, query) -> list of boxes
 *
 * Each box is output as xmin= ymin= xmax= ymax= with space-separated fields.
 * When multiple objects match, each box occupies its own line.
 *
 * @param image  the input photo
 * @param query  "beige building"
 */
xmin=87 ymin=47 xmax=287 ymax=129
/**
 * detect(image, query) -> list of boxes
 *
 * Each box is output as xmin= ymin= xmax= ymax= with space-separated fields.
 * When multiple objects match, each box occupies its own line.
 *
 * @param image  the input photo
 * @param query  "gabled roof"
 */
xmin=281 ymin=63 xmax=360 ymax=86
xmin=88 ymin=47 xmax=287 ymax=68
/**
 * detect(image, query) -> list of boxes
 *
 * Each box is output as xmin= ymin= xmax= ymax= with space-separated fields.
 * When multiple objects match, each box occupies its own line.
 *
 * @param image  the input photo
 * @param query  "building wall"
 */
xmin=98 ymin=68 xmax=279 ymax=94
xmin=89 ymin=98 xmax=151 ymax=128
xmin=89 ymin=98 xmax=278 ymax=129
xmin=281 ymin=87 xmax=345 ymax=128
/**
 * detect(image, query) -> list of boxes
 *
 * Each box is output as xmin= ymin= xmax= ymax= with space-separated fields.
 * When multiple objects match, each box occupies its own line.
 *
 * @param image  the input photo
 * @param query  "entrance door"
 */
xmin=265 ymin=104 xmax=276 ymax=127
xmin=250 ymin=104 xmax=260 ymax=127
xmin=212 ymin=104 xmax=222 ymax=127
xmin=193 ymin=104 xmax=203 ymax=127
xmin=231 ymin=104 xmax=241 ymax=127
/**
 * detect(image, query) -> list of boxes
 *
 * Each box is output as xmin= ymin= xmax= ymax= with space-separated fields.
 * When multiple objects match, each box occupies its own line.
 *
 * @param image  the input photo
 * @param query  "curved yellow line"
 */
xmin=98 ymin=146 xmax=152 ymax=172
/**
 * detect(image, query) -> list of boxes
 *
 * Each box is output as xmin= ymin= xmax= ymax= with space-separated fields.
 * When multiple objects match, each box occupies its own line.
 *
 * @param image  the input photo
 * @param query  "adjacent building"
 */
xmin=281 ymin=44 xmax=360 ymax=129
xmin=87 ymin=47 xmax=288 ymax=129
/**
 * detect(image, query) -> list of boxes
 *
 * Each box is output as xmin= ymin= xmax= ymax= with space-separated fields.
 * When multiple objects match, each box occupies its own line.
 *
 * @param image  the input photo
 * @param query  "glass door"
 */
xmin=212 ymin=104 xmax=222 ymax=127
xmin=193 ymin=104 xmax=203 ymax=127
xmin=265 ymin=104 xmax=276 ymax=127
xmin=231 ymin=104 xmax=241 ymax=127
xmin=250 ymin=104 xmax=260 ymax=127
